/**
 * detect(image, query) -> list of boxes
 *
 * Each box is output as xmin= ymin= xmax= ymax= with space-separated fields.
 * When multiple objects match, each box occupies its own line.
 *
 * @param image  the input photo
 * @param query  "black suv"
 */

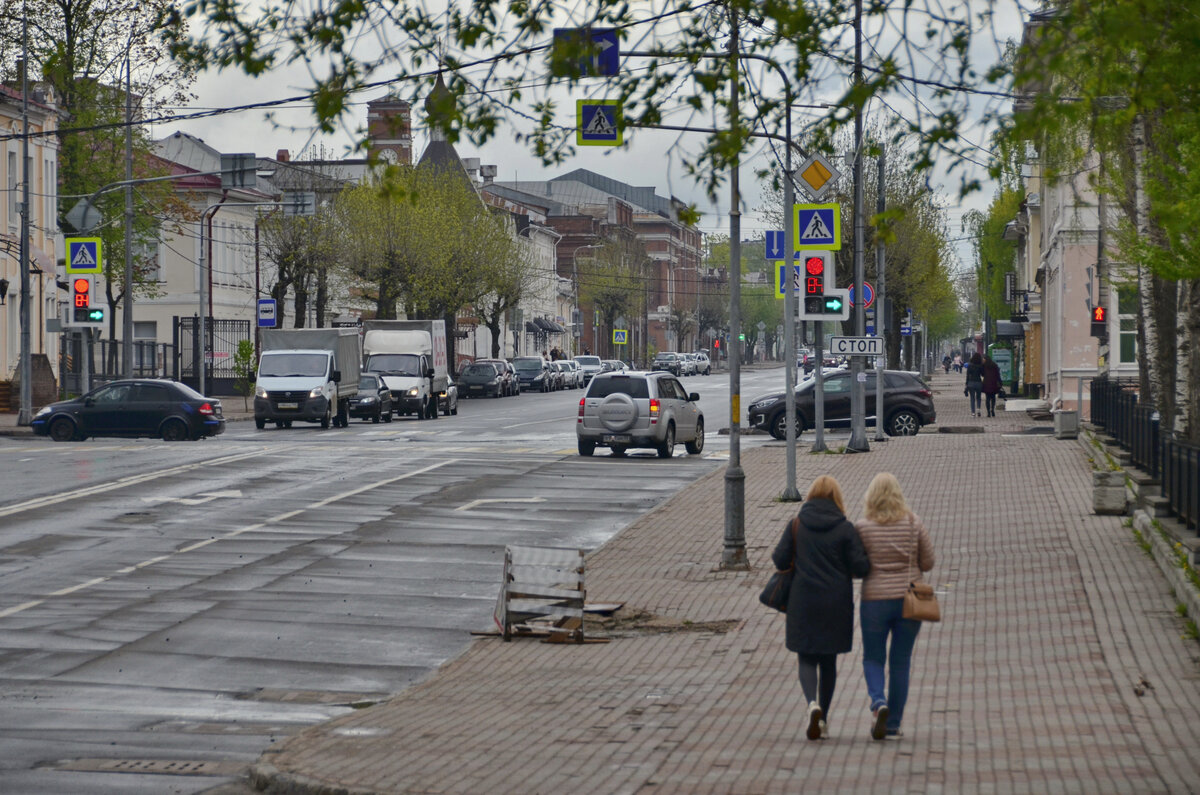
xmin=747 ymin=369 xmax=936 ymax=438
xmin=651 ymin=352 xmax=684 ymax=376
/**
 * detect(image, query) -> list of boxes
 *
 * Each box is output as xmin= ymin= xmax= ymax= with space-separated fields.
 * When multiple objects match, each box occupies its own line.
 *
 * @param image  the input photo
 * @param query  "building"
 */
xmin=0 ymin=83 xmax=60 ymax=409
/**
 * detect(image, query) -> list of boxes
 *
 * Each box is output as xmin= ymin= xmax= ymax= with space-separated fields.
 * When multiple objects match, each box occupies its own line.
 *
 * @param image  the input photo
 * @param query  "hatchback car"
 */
xmin=602 ymin=359 xmax=627 ymax=374
xmin=32 ymin=379 xmax=225 ymax=442
xmin=459 ymin=362 xmax=506 ymax=398
xmin=558 ymin=359 xmax=585 ymax=389
xmin=651 ymin=352 xmax=683 ymax=376
xmin=475 ymin=359 xmax=519 ymax=396
xmin=746 ymin=369 xmax=936 ymax=439
xmin=349 ymin=373 xmax=394 ymax=423
xmin=693 ymin=351 xmax=712 ymax=375
xmin=576 ymin=371 xmax=705 ymax=458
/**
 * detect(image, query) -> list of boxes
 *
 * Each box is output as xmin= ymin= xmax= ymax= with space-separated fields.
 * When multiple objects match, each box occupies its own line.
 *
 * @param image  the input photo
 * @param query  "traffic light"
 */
xmin=802 ymin=251 xmax=831 ymax=299
xmin=1091 ymin=305 xmax=1107 ymax=338
xmin=67 ymin=275 xmax=105 ymax=326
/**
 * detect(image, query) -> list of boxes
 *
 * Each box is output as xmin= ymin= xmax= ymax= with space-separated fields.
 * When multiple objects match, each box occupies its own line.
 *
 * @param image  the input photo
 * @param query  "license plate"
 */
xmin=470 ymin=386 xmax=483 ymax=392
xmin=603 ymin=434 xmax=631 ymax=444
xmin=277 ymin=402 xmax=298 ymax=409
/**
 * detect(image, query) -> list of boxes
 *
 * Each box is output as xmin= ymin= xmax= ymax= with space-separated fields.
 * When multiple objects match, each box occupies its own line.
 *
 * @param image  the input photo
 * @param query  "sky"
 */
xmin=160 ymin=2 xmax=1029 ymax=275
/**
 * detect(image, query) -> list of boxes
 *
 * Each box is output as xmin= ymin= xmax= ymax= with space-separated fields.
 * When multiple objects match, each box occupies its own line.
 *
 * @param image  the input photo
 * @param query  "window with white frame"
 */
xmin=1117 ymin=286 xmax=1137 ymax=365
xmin=7 ymin=150 xmax=16 ymax=227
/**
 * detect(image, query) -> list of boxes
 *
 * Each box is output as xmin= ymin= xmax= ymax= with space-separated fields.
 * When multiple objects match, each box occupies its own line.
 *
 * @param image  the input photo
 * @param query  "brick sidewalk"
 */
xmin=252 ymin=376 xmax=1200 ymax=793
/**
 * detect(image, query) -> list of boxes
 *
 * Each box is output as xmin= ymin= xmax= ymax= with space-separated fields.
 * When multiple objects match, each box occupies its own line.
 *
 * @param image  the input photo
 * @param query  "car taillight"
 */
xmin=649 ymin=398 xmax=660 ymax=423
xmin=578 ymin=398 xmax=585 ymax=421
xmin=198 ymin=402 xmax=214 ymax=416
xmin=917 ymin=389 xmax=931 ymax=397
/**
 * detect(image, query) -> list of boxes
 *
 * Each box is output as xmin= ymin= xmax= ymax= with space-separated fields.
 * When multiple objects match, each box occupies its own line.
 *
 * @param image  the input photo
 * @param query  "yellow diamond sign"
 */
xmin=798 ymin=152 xmax=841 ymax=200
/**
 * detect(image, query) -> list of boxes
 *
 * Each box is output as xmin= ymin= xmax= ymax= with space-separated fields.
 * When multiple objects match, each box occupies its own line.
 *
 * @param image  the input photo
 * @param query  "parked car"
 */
xmin=746 ymin=369 xmax=936 ymax=439
xmin=680 ymin=353 xmax=698 ymax=376
xmin=693 ymin=351 xmax=712 ymax=375
xmin=348 ymin=373 xmax=394 ymax=423
xmin=576 ymin=371 xmax=705 ymax=458
xmin=438 ymin=381 xmax=459 ymax=415
xmin=573 ymin=355 xmax=604 ymax=383
xmin=546 ymin=361 xmax=567 ymax=391
xmin=513 ymin=356 xmax=553 ymax=392
xmin=32 ymin=379 xmax=225 ymax=442
xmin=559 ymin=359 xmax=585 ymax=389
xmin=458 ymin=362 xmax=506 ymax=398
xmin=651 ymin=352 xmax=683 ymax=376
xmin=476 ymin=359 xmax=519 ymax=396
xmin=602 ymin=359 xmax=627 ymax=374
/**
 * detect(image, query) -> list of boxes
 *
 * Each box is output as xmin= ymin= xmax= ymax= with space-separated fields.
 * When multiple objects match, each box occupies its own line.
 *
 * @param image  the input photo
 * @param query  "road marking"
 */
xmin=502 ymin=415 xmax=577 ymax=430
xmin=142 ymin=489 xmax=244 ymax=506
xmin=0 ymin=459 xmax=457 ymax=620
xmin=456 ymin=497 xmax=547 ymax=512
xmin=0 ymin=449 xmax=277 ymax=519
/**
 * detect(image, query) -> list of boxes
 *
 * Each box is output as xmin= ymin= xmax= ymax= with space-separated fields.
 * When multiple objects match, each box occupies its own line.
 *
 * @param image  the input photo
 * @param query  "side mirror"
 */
xmin=688 ymin=392 xmax=700 ymax=402
xmin=332 ymin=370 xmax=342 ymax=383
xmin=84 ymin=397 xmax=94 ymax=407
xmin=425 ymin=368 xmax=435 ymax=379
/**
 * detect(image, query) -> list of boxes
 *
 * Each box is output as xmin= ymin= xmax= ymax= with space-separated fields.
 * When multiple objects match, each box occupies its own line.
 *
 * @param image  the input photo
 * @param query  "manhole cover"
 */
xmin=55 ymin=758 xmax=245 ymax=776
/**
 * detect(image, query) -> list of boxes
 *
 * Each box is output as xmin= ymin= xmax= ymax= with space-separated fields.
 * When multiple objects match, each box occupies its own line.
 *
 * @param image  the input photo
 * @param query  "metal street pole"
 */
xmin=17 ymin=14 xmax=32 ymax=425
xmin=847 ymin=0 xmax=870 ymax=453
xmin=874 ymin=145 xmax=888 ymax=441
xmin=123 ymin=59 xmax=134 ymax=378
xmin=722 ymin=6 xmax=747 ymax=569
xmin=781 ymin=89 xmax=801 ymax=501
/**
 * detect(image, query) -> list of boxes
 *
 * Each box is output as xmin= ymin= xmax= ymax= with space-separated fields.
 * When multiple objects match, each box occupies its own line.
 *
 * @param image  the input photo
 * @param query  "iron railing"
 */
xmin=1161 ymin=436 xmax=1200 ymax=531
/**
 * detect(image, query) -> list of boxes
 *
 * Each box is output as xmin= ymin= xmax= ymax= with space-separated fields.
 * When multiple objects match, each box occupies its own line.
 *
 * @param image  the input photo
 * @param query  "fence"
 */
xmin=1091 ymin=375 xmax=1199 ymax=531
xmin=58 ymin=336 xmax=175 ymax=396
xmin=173 ymin=317 xmax=252 ymax=395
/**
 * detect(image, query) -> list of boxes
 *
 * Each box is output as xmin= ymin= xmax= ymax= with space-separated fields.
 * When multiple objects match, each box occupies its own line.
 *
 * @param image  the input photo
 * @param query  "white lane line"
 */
xmin=456 ymin=497 xmax=547 ymax=512
xmin=0 ymin=448 xmax=280 ymax=519
xmin=502 ymin=415 xmax=577 ymax=430
xmin=0 ymin=459 xmax=457 ymax=620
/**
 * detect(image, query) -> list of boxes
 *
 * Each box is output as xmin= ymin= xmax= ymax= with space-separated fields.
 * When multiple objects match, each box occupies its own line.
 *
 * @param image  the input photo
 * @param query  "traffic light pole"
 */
xmin=846 ymin=0 xmax=870 ymax=453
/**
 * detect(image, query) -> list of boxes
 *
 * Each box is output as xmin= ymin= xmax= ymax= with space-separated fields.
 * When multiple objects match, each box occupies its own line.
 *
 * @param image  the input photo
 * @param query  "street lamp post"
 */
xmin=570 ymin=242 xmax=603 ymax=357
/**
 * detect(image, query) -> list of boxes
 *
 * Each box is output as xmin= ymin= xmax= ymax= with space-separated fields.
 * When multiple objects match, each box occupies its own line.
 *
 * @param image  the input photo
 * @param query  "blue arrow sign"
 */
xmin=553 ymin=28 xmax=619 ymax=76
xmin=765 ymin=230 xmax=785 ymax=260
xmin=577 ymin=100 xmax=622 ymax=146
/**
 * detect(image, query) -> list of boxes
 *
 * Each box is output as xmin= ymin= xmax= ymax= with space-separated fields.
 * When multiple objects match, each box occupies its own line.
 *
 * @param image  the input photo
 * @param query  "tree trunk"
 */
xmin=315 ymin=266 xmax=328 ymax=327
xmin=1178 ymin=278 xmax=1200 ymax=443
xmin=487 ymin=319 xmax=503 ymax=358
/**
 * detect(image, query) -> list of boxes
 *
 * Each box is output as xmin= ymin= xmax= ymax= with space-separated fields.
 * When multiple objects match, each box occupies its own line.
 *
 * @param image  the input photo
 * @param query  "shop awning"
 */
xmin=533 ymin=317 xmax=554 ymax=331
xmin=525 ymin=321 xmax=540 ymax=333
xmin=995 ymin=320 xmax=1025 ymax=339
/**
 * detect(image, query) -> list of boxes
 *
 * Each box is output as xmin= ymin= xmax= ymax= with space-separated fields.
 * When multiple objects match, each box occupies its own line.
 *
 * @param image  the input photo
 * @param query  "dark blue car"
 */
xmin=32 ymin=379 xmax=226 ymax=442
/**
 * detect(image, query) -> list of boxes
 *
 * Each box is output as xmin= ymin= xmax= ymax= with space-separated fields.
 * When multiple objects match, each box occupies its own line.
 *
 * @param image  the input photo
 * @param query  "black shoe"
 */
xmin=871 ymin=705 xmax=889 ymax=740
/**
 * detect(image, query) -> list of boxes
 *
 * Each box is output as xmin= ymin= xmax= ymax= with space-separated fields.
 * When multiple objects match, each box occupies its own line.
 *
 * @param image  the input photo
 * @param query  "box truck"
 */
xmin=361 ymin=319 xmax=452 ymax=419
xmin=254 ymin=328 xmax=361 ymax=429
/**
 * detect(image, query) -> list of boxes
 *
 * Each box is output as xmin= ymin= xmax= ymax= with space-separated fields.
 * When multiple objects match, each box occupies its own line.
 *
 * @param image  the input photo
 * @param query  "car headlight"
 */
xmin=407 ymin=387 xmax=420 ymax=396
xmin=360 ymin=396 xmax=377 ymax=404
xmin=749 ymin=400 xmax=775 ymax=413
xmin=255 ymin=385 xmax=268 ymax=399
xmin=35 ymin=405 xmax=51 ymax=417
xmin=309 ymin=386 xmax=323 ymax=398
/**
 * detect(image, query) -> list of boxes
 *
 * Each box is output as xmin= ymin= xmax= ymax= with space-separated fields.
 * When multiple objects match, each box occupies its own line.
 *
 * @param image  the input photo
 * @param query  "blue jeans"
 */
xmin=967 ymin=384 xmax=982 ymax=413
xmin=860 ymin=598 xmax=921 ymax=731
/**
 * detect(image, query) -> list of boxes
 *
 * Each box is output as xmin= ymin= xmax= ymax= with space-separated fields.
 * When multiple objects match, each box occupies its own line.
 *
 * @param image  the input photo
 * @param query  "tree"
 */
xmin=576 ymin=238 xmax=644 ymax=358
xmin=1 ymin=0 xmax=196 ymax=351
xmin=231 ymin=339 xmax=255 ymax=410
xmin=472 ymin=212 xmax=536 ymax=359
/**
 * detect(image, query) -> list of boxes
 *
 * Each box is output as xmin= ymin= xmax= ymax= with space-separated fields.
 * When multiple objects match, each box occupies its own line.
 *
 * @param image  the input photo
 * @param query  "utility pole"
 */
xmin=123 ymin=58 xmax=134 ymax=377
xmin=874 ymin=146 xmax=887 ymax=441
xmin=722 ymin=5 xmax=747 ymax=569
xmin=17 ymin=7 xmax=32 ymax=426
xmin=847 ymin=0 xmax=869 ymax=452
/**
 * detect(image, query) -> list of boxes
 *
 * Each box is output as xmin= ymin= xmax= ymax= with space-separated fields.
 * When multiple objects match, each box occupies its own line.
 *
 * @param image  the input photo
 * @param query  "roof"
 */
xmin=551 ymin=168 xmax=675 ymax=218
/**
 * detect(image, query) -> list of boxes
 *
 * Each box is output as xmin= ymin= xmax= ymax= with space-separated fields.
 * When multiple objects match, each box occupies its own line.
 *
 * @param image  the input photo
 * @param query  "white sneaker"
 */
xmin=806 ymin=701 xmax=823 ymax=741
xmin=818 ymin=719 xmax=828 ymax=739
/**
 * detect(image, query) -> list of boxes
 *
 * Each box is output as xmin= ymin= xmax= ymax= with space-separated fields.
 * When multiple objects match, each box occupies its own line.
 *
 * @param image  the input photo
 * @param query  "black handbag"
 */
xmin=759 ymin=518 xmax=799 ymax=612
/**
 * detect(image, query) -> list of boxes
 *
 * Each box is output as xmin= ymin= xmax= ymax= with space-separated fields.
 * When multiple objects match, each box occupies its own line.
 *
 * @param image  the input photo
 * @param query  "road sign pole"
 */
xmin=781 ymin=92 xmax=800 ymax=502
xmin=874 ymin=146 xmax=888 ymax=441
xmin=847 ymin=0 xmax=869 ymax=454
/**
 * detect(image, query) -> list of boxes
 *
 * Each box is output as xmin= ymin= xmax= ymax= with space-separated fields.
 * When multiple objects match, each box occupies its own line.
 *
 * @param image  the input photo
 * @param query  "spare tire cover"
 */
xmin=597 ymin=393 xmax=637 ymax=431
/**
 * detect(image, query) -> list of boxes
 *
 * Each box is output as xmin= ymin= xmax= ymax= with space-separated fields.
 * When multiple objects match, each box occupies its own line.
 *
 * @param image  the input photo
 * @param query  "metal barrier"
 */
xmin=1162 ymin=436 xmax=1200 ymax=531
xmin=1132 ymin=403 xmax=1160 ymax=478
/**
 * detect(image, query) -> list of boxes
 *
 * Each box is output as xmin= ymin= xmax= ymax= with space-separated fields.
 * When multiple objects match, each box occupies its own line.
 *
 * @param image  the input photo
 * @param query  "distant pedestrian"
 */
xmin=942 ymin=355 xmax=952 ymax=373
xmin=964 ymin=352 xmax=984 ymax=417
xmin=856 ymin=472 xmax=935 ymax=741
xmin=952 ymin=353 xmax=962 ymax=373
xmin=772 ymin=475 xmax=871 ymax=741
xmin=981 ymin=355 xmax=1002 ymax=417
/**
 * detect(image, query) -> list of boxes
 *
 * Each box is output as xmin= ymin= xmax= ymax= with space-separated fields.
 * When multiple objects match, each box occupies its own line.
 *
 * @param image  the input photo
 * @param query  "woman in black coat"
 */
xmin=772 ymin=475 xmax=871 ymax=741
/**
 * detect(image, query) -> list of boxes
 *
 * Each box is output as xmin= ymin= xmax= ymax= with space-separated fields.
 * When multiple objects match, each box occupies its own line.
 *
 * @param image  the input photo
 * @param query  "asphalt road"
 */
xmin=0 ymin=368 xmax=791 ymax=793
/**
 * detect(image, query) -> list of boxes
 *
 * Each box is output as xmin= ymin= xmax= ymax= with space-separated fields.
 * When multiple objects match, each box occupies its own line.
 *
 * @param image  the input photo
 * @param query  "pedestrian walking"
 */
xmin=964 ymin=352 xmax=984 ymax=417
xmin=952 ymin=353 xmax=962 ymax=373
xmin=981 ymin=355 xmax=1002 ymax=417
xmin=771 ymin=475 xmax=871 ymax=741
xmin=855 ymin=472 xmax=935 ymax=740
xmin=942 ymin=354 xmax=952 ymax=373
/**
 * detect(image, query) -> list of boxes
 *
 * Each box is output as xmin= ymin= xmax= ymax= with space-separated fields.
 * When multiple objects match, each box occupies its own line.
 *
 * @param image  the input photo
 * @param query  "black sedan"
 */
xmin=747 ymin=369 xmax=936 ymax=439
xmin=31 ymin=379 xmax=226 ymax=442
xmin=348 ymin=374 xmax=394 ymax=423
xmin=458 ymin=362 xmax=505 ymax=398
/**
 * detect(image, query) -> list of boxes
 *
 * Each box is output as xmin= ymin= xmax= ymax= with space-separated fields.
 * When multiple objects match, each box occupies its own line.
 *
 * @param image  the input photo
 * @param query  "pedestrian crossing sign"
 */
xmin=577 ymin=100 xmax=622 ymax=146
xmin=792 ymin=204 xmax=840 ymax=250
xmin=613 ymin=329 xmax=628 ymax=345
xmin=65 ymin=237 xmax=102 ymax=274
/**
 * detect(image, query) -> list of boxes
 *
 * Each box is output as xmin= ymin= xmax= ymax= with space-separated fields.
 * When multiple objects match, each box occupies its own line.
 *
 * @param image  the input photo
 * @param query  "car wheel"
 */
xmin=372 ymin=409 xmax=381 ymax=423
xmin=321 ymin=406 xmax=331 ymax=429
xmin=657 ymin=423 xmax=676 ymax=458
xmin=48 ymin=417 xmax=77 ymax=443
xmin=255 ymin=418 xmax=266 ymax=430
xmin=283 ymin=420 xmax=293 ymax=428
xmin=451 ymin=398 xmax=458 ymax=416
xmin=770 ymin=411 xmax=803 ymax=441
xmin=578 ymin=439 xmax=596 ymax=456
xmin=610 ymin=445 xmax=627 ymax=457
xmin=685 ymin=418 xmax=705 ymax=454
xmin=161 ymin=418 xmax=189 ymax=442
xmin=888 ymin=409 xmax=921 ymax=436
xmin=383 ymin=406 xmax=393 ymax=422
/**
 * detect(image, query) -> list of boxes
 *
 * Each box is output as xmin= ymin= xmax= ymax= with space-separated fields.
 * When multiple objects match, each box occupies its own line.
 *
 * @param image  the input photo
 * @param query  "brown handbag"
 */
xmin=901 ymin=518 xmax=940 ymax=622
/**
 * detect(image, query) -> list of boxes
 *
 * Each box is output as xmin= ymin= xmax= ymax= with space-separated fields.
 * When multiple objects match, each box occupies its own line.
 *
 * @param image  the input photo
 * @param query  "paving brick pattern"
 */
xmin=259 ymin=370 xmax=1200 ymax=794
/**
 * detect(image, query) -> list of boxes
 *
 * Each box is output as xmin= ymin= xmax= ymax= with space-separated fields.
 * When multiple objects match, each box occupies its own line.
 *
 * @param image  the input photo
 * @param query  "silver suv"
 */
xmin=576 ymin=371 xmax=705 ymax=458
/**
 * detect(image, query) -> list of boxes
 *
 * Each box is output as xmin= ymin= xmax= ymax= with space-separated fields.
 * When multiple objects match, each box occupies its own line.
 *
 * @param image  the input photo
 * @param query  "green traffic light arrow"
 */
xmin=824 ymin=298 xmax=843 ymax=311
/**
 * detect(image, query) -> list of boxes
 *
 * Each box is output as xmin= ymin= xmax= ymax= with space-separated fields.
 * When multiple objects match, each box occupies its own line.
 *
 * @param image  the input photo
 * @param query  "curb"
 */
xmin=1133 ymin=509 xmax=1200 ymax=634
xmin=250 ymin=762 xmax=376 ymax=795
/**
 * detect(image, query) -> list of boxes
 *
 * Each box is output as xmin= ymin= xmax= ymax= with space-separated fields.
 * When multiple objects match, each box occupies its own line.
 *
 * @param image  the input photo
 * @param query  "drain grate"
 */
xmin=55 ymin=758 xmax=246 ymax=776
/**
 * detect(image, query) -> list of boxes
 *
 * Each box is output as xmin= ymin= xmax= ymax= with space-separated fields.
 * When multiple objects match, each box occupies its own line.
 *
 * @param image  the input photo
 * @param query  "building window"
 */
xmin=7 ymin=150 xmax=16 ymax=227
xmin=1118 ymin=286 xmax=1137 ymax=365
xmin=134 ymin=321 xmax=158 ymax=372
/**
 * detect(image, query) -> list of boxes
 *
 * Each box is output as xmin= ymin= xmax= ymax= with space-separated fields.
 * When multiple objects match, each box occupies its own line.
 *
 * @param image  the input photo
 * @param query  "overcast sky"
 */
xmin=160 ymin=3 xmax=1027 ymax=274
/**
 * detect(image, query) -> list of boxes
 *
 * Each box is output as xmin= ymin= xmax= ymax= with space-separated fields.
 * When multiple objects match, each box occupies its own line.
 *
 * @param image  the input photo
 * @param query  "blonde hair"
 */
xmin=863 ymin=472 xmax=910 ymax=524
xmin=806 ymin=475 xmax=847 ymax=514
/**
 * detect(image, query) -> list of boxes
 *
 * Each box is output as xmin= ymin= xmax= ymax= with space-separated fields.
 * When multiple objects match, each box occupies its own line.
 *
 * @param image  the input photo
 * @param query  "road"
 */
xmin=0 ymin=367 xmax=791 ymax=793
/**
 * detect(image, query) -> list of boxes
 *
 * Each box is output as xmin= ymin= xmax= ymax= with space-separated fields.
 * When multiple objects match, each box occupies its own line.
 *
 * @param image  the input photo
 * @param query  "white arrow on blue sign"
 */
xmin=553 ymin=28 xmax=619 ymax=77
xmin=765 ymin=230 xmax=785 ymax=260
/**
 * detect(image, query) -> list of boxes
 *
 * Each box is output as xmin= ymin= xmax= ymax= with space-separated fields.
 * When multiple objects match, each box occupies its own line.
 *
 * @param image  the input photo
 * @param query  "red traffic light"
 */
xmin=72 ymin=277 xmax=91 ymax=308
xmin=713 ymin=339 xmax=720 ymax=348
xmin=1092 ymin=306 xmax=1105 ymax=322
xmin=805 ymin=256 xmax=824 ymax=276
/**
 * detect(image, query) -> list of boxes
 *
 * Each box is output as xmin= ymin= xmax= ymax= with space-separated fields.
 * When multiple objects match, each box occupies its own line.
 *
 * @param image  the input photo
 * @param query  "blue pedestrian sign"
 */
xmin=793 ymin=204 xmax=841 ymax=250
xmin=553 ymin=28 xmax=620 ymax=77
xmin=65 ymin=237 xmax=102 ymax=274
xmin=257 ymin=298 xmax=277 ymax=328
xmin=577 ymin=100 xmax=622 ymax=146
xmin=613 ymin=329 xmax=628 ymax=345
